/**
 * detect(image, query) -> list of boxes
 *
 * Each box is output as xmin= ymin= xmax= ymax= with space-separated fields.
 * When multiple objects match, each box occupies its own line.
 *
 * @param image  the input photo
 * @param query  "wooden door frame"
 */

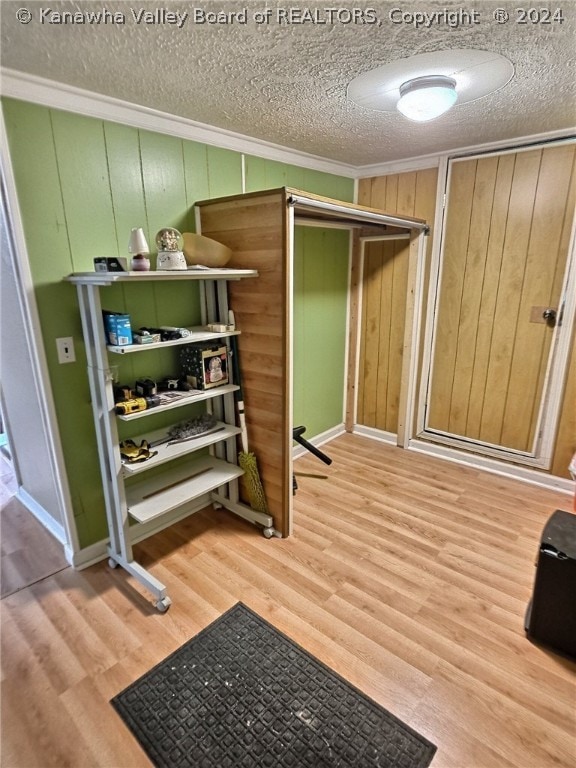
xmin=346 ymin=230 xmax=429 ymax=447
xmin=416 ymin=145 xmax=576 ymax=469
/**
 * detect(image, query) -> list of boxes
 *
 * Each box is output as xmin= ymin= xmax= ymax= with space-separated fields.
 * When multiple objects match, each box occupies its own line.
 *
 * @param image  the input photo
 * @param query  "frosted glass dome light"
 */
xmin=397 ymin=76 xmax=457 ymax=122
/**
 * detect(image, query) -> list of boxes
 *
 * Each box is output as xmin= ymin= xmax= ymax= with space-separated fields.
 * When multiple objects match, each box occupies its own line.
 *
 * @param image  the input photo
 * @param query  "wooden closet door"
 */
xmin=426 ymin=144 xmax=575 ymax=453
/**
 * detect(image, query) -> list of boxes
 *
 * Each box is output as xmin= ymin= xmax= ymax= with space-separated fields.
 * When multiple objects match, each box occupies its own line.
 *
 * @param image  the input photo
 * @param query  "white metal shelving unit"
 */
xmin=67 ymin=269 xmax=276 ymax=611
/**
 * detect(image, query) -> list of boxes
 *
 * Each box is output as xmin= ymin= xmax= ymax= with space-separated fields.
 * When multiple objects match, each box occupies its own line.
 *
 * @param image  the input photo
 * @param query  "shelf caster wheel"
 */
xmin=155 ymin=597 xmax=172 ymax=613
xmin=262 ymin=527 xmax=274 ymax=539
xmin=108 ymin=558 xmax=119 ymax=569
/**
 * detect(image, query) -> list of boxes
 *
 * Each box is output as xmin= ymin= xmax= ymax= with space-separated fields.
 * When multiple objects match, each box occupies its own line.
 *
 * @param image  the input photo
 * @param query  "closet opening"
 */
xmin=197 ymin=188 xmax=429 ymax=537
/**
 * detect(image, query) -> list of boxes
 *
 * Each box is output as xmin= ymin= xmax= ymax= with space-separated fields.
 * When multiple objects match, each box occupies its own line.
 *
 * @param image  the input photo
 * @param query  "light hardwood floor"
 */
xmin=1 ymin=434 xmax=575 ymax=767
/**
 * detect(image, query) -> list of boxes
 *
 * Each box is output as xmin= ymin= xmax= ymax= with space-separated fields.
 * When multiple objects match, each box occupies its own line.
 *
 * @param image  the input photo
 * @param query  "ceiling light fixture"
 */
xmin=347 ymin=49 xmax=515 ymax=124
xmin=397 ymin=75 xmax=457 ymax=122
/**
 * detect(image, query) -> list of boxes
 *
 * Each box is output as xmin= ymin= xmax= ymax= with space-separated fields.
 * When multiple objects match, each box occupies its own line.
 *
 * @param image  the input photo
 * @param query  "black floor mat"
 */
xmin=112 ymin=603 xmax=436 ymax=768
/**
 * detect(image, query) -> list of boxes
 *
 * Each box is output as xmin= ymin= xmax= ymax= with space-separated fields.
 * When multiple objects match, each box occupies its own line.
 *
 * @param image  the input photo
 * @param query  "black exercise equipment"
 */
xmin=292 ymin=425 xmax=332 ymax=494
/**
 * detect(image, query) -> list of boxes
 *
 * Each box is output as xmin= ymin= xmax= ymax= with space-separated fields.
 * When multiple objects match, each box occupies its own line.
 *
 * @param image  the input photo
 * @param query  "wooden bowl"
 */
xmin=182 ymin=232 xmax=232 ymax=268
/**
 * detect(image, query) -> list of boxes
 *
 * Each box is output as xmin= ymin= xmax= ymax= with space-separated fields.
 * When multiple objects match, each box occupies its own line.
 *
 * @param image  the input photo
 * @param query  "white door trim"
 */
xmin=0 ymin=107 xmax=78 ymax=558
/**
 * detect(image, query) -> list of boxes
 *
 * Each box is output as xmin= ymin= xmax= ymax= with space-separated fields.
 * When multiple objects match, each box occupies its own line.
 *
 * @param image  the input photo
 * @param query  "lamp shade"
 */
xmin=128 ymin=228 xmax=150 ymax=255
xmin=397 ymin=76 xmax=457 ymax=122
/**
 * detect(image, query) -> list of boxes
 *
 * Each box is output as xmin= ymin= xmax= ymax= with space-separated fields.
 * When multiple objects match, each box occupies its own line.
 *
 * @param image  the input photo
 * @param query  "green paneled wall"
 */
xmin=2 ymin=97 xmax=353 ymax=549
xmin=293 ymin=227 xmax=350 ymax=438
xmin=244 ymin=155 xmax=355 ymax=202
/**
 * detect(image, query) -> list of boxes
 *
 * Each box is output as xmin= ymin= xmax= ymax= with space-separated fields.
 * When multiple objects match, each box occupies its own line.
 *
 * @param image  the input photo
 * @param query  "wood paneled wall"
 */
xmin=356 ymin=169 xmax=438 ymax=433
xmin=356 ymin=150 xmax=575 ymax=481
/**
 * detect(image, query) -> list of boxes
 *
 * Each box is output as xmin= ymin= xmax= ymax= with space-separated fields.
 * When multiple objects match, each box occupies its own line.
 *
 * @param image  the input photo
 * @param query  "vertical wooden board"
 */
xmin=357 ymin=178 xmax=374 ymax=207
xmin=206 ymin=146 xmax=243 ymax=198
xmin=182 ymin=141 xmax=210 ymax=226
xmin=372 ymin=175 xmax=389 ymax=209
xmin=360 ymin=242 xmax=384 ymax=426
xmin=51 ymin=110 xmax=117 ymax=269
xmin=396 ymin=172 xmax=417 ymax=215
xmin=356 ymin=244 xmax=369 ymax=424
xmin=273 ymin=161 xmax=305 ymax=191
xmin=387 ymin=241 xmax=409 ymax=432
xmin=413 ymin=168 xmax=439 ymax=401
xmin=293 ymin=227 xmax=306 ymax=429
xmin=244 ymin=155 xmax=268 ymax=192
xmin=139 ymin=129 xmax=188 ymax=236
xmin=467 ymin=154 xmax=515 ymax=437
xmin=449 ymin=157 xmax=498 ymax=437
xmin=103 ymin=121 xmax=148 ymax=342
xmin=414 ymin=169 xmax=439 ymax=241
xmin=480 ymin=149 xmax=541 ymax=448
xmin=548 ymin=149 xmax=576 ymax=306
xmin=384 ymin=174 xmax=399 ymax=213
xmin=197 ymin=191 xmax=289 ymax=534
xmin=346 ymin=230 xmax=362 ymax=431
xmin=387 ymin=174 xmax=411 ymax=268
xmin=104 ymin=121 xmax=148 ymax=251
xmin=376 ymin=243 xmax=395 ymax=430
xmin=386 ymin=173 xmax=417 ymax=431
xmin=2 ymin=100 xmax=72 ymax=282
xmin=428 ymin=160 xmax=476 ymax=430
xmin=244 ymin=157 xmax=311 ymax=193
xmin=502 ymin=144 xmax=576 ymax=450
xmin=283 ymin=165 xmax=308 ymax=190
xmin=529 ymin=147 xmax=575 ymax=437
xmin=301 ymin=169 xmax=354 ymax=202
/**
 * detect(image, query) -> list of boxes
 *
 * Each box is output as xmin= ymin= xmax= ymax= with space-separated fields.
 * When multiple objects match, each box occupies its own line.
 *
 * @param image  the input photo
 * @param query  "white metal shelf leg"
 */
xmin=77 ymin=283 xmax=171 ymax=611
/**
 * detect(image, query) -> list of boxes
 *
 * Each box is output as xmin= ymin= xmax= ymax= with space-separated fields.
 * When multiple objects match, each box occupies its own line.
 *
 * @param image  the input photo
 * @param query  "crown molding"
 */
xmin=356 ymin=128 xmax=576 ymax=177
xmin=2 ymin=67 xmax=574 ymax=181
xmin=0 ymin=67 xmax=357 ymax=179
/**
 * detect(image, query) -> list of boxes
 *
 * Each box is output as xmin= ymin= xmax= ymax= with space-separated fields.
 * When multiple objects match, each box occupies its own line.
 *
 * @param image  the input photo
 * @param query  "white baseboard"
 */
xmin=16 ymin=487 xmax=69 ymax=549
xmin=352 ymin=425 xmax=397 ymax=445
xmin=349 ymin=426 xmax=574 ymax=497
xmin=408 ymin=438 xmax=574 ymax=495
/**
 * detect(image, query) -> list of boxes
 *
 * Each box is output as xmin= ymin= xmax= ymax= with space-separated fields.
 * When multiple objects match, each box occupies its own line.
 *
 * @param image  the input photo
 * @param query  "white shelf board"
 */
xmin=126 ymin=456 xmax=243 ymax=523
xmin=121 ymin=421 xmax=240 ymax=476
xmin=116 ymin=384 xmax=239 ymax=421
xmin=67 ymin=268 xmax=258 ymax=285
xmin=108 ymin=327 xmax=239 ymax=354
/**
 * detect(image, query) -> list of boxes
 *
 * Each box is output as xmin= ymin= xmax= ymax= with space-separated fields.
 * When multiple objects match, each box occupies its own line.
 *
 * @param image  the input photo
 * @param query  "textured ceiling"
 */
xmin=1 ymin=0 xmax=575 ymax=166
